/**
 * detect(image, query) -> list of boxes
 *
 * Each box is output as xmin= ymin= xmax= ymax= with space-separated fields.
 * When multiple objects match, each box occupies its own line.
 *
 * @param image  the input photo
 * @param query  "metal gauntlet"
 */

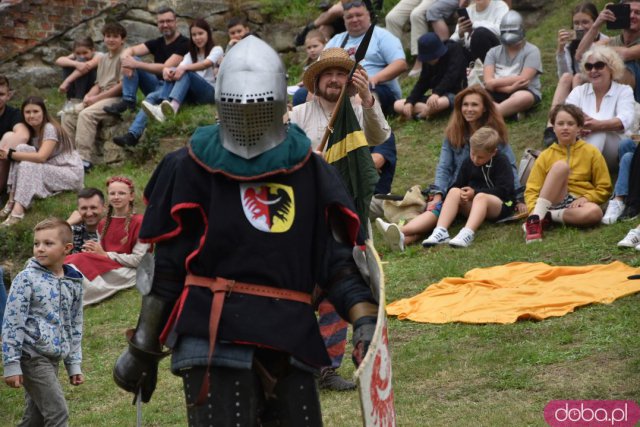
xmin=113 ymin=294 xmax=173 ymax=402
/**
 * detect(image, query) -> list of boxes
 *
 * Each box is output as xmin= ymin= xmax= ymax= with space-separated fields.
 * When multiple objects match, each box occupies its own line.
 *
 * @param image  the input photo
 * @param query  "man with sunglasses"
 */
xmin=106 ymin=6 xmax=189 ymax=148
xmin=576 ymin=0 xmax=640 ymax=102
xmin=326 ymin=0 xmax=407 ymax=116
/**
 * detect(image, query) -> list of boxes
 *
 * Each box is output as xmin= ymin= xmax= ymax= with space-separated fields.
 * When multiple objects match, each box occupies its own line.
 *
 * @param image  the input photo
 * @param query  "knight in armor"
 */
xmin=113 ymin=35 xmax=378 ymax=426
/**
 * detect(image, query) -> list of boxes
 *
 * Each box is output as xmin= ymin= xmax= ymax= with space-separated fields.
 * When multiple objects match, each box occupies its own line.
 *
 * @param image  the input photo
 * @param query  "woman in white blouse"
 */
xmin=565 ymin=45 xmax=635 ymax=174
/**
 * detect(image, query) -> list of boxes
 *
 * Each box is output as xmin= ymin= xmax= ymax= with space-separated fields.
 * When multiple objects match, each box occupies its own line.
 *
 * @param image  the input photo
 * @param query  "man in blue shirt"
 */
xmin=325 ymin=1 xmax=407 ymax=115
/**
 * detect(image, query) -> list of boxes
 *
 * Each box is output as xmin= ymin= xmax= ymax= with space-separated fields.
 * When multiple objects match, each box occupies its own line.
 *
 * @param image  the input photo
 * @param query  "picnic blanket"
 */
xmin=386 ymin=261 xmax=640 ymax=324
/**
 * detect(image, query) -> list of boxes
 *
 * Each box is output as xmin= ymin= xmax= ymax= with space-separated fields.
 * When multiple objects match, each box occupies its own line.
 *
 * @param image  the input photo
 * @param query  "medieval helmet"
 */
xmin=215 ymin=35 xmax=288 ymax=159
xmin=500 ymin=10 xmax=525 ymax=46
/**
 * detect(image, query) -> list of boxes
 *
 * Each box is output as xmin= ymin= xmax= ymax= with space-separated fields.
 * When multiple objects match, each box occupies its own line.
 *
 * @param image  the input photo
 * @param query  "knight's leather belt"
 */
xmin=184 ymin=274 xmax=311 ymax=405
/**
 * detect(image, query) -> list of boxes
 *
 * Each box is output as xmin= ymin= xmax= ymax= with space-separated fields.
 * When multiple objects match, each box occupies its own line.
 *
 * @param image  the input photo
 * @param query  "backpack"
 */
xmin=518 ymin=148 xmax=541 ymax=188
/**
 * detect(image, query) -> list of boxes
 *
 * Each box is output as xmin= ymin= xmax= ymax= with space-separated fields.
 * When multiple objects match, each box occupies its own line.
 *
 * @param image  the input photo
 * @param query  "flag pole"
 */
xmin=317 ymin=23 xmax=375 ymax=154
xmin=318 ymin=85 xmax=348 ymax=154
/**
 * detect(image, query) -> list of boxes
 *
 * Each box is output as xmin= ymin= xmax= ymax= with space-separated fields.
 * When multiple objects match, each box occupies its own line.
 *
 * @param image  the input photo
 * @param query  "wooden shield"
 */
xmin=354 ymin=239 xmax=396 ymax=426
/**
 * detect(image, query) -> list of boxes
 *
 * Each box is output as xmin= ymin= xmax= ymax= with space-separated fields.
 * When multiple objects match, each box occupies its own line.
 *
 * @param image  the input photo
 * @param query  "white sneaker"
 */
xmin=422 ymin=227 xmax=450 ymax=247
xmin=375 ymin=218 xmax=405 ymax=252
xmin=160 ymin=100 xmax=175 ymax=118
xmin=449 ymin=227 xmax=475 ymax=248
xmin=142 ymin=100 xmax=165 ymax=123
xmin=602 ymin=199 xmax=625 ymax=225
xmin=617 ymin=228 xmax=640 ymax=248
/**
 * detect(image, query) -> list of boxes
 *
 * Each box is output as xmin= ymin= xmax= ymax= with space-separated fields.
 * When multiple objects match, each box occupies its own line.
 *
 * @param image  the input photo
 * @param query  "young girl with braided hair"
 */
xmin=66 ymin=176 xmax=150 ymax=306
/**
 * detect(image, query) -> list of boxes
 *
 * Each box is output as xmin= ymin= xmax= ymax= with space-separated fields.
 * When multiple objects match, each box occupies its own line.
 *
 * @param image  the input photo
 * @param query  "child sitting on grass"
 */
xmin=2 ymin=218 xmax=84 ymax=425
xmin=421 ymin=126 xmax=515 ymax=248
xmin=524 ymin=103 xmax=611 ymax=243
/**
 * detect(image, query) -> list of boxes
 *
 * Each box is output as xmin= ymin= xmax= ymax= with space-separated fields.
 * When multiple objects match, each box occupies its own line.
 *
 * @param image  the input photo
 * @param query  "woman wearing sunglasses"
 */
xmin=565 ymin=45 xmax=635 ymax=175
xmin=564 ymin=45 xmax=637 ymax=225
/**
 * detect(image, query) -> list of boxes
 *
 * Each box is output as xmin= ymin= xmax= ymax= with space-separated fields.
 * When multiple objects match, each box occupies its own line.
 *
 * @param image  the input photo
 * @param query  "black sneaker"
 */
xmin=542 ymin=126 xmax=557 ymax=147
xmin=620 ymin=205 xmax=640 ymax=221
xmin=294 ymin=22 xmax=316 ymax=47
xmin=82 ymin=160 xmax=93 ymax=173
xmin=112 ymin=132 xmax=140 ymax=148
xmin=318 ymin=367 xmax=356 ymax=391
xmin=104 ymin=99 xmax=136 ymax=116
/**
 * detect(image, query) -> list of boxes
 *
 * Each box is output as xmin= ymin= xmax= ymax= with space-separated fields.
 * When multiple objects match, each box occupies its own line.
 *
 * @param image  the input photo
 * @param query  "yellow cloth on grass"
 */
xmin=386 ymin=261 xmax=640 ymax=324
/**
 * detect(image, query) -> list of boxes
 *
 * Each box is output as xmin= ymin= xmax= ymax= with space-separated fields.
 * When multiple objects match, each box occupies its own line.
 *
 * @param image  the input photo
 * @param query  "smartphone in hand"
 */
xmin=606 ymin=3 xmax=631 ymax=30
xmin=457 ymin=7 xmax=470 ymax=21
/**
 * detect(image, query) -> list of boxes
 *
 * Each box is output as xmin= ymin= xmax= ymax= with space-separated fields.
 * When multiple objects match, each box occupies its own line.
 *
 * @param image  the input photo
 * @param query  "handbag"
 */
xmin=518 ymin=148 xmax=541 ymax=188
xmin=382 ymin=185 xmax=427 ymax=224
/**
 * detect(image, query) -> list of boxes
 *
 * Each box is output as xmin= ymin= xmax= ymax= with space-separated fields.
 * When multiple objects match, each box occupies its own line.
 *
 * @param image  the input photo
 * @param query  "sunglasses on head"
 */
xmin=343 ymin=1 xmax=365 ymax=10
xmin=584 ymin=61 xmax=606 ymax=71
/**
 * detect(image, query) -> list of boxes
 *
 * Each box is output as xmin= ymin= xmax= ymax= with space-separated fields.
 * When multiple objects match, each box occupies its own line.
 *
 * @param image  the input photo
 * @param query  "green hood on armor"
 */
xmin=189 ymin=123 xmax=312 ymax=179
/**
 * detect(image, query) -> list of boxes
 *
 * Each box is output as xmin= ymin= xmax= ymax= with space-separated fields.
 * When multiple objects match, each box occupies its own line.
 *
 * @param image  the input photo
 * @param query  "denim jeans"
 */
xmin=292 ymin=87 xmax=308 ymax=107
xmin=169 ymin=72 xmax=215 ymax=105
xmin=121 ymin=66 xmax=161 ymax=102
xmin=625 ymin=61 xmax=640 ymax=103
xmin=614 ymin=138 xmax=637 ymax=197
xmin=128 ymin=82 xmax=172 ymax=138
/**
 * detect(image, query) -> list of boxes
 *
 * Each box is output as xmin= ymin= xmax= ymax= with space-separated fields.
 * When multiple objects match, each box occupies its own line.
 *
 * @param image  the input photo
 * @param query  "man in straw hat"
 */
xmin=325 ymin=0 xmax=407 ymax=116
xmin=289 ymin=47 xmax=396 ymax=219
xmin=289 ymin=47 xmax=396 ymax=391
xmin=113 ymin=36 xmax=378 ymax=426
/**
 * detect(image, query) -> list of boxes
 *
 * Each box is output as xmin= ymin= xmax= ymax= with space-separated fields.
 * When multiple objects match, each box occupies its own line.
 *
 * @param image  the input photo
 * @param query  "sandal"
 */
xmin=1 ymin=214 xmax=23 ymax=227
xmin=0 ymin=201 xmax=14 ymax=220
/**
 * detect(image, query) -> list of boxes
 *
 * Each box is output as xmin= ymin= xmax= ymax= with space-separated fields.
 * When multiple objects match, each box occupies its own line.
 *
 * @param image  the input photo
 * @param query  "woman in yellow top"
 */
xmin=524 ymin=103 xmax=611 ymax=243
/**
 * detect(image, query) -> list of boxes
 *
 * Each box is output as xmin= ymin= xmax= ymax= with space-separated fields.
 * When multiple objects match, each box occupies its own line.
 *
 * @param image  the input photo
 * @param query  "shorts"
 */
xmin=496 ymin=201 xmax=515 ymax=221
xmin=426 ymin=0 xmax=458 ymax=21
xmin=550 ymin=194 xmax=576 ymax=210
xmin=373 ymin=84 xmax=398 ymax=116
xmin=414 ymin=93 xmax=455 ymax=108
xmin=427 ymin=200 xmax=443 ymax=218
xmin=489 ymin=89 xmax=542 ymax=105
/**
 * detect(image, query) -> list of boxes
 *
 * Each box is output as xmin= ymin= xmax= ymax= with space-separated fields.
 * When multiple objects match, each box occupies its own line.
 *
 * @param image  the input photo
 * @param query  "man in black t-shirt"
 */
xmin=0 ymin=75 xmax=28 ymax=196
xmin=106 ymin=6 xmax=189 ymax=149
xmin=68 ymin=188 xmax=105 ymax=254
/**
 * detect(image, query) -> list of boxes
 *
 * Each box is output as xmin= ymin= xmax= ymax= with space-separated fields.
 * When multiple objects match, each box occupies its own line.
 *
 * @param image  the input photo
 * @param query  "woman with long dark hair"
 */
xmin=376 ymin=85 xmax=522 ymax=251
xmin=0 ymin=96 xmax=83 ymax=226
xmin=142 ymin=18 xmax=223 ymax=122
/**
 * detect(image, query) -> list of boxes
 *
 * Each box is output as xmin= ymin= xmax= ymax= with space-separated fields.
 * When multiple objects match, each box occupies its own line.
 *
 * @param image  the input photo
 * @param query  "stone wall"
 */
xmin=0 ymin=0 xmax=129 ymax=62
xmin=0 ymin=0 xmax=276 ymax=92
xmin=0 ymin=0 xmax=546 ymax=93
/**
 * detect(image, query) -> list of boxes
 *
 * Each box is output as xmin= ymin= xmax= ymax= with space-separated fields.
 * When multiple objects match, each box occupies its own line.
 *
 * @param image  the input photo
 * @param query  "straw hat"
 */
xmin=302 ymin=48 xmax=362 ymax=94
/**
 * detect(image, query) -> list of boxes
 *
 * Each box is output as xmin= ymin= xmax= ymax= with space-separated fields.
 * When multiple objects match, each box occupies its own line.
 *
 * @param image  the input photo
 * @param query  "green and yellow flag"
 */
xmin=325 ymin=95 xmax=379 ymax=237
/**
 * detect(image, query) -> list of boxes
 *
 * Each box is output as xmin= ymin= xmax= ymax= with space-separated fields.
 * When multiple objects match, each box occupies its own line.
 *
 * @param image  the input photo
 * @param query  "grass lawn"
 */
xmin=1 ymin=0 xmax=639 ymax=425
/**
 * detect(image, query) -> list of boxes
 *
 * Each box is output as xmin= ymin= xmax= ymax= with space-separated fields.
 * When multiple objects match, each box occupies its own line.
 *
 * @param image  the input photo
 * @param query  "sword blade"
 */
xmin=136 ymin=389 xmax=142 ymax=427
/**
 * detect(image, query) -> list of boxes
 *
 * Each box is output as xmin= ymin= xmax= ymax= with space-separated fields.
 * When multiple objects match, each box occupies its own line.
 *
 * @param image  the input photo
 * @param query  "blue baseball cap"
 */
xmin=417 ymin=33 xmax=447 ymax=63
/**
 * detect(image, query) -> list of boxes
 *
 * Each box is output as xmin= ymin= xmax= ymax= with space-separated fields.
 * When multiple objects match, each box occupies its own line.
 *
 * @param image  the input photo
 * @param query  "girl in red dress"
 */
xmin=66 ymin=176 xmax=149 ymax=305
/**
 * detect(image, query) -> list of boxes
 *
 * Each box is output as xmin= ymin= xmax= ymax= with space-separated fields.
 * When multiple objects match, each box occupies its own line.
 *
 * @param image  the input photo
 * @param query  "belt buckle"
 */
xmin=225 ymin=279 xmax=236 ymax=296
